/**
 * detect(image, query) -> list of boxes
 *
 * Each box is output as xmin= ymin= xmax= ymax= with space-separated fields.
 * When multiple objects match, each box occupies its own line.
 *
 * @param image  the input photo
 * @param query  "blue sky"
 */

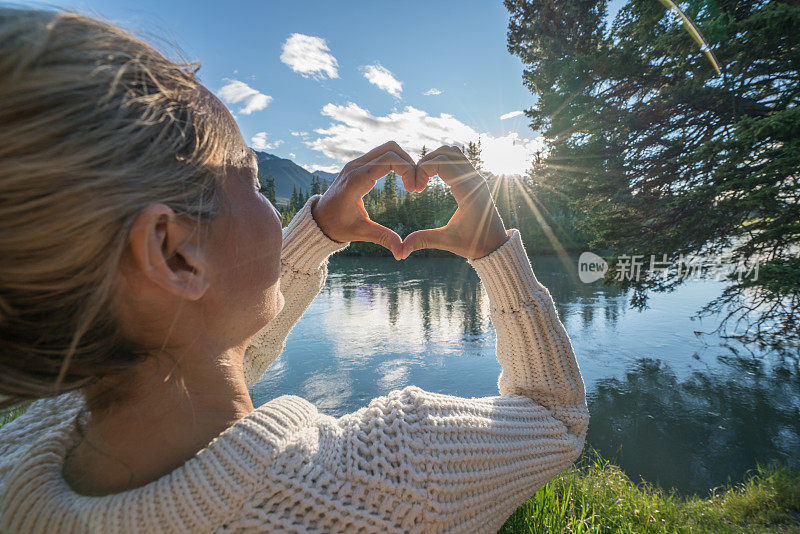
xmin=13 ymin=0 xmax=624 ymax=175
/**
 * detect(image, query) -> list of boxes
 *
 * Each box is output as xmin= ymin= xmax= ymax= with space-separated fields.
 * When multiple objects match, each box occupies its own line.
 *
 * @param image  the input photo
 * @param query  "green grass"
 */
xmin=499 ymin=448 xmax=800 ymax=533
xmin=2 ymin=407 xmax=798 ymax=532
xmin=1 ymin=402 xmax=30 ymax=428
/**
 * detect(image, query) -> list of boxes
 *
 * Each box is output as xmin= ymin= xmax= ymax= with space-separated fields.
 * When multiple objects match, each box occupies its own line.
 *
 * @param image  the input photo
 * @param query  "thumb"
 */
xmin=401 ymin=227 xmax=450 ymax=259
xmin=359 ymin=220 xmax=403 ymax=260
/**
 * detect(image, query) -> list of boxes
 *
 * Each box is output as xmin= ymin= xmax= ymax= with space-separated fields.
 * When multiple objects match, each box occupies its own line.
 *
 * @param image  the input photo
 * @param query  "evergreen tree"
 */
xmin=311 ymin=175 xmax=322 ymax=195
xmin=381 ymin=170 xmax=399 ymax=226
xmin=321 ymin=178 xmax=329 ymax=193
xmin=505 ymin=0 xmax=800 ymax=349
xmin=464 ymin=138 xmax=483 ymax=172
xmin=279 ymin=205 xmax=296 ymax=228
xmin=420 ymin=145 xmax=428 ymax=157
xmin=383 ymin=170 xmax=398 ymax=206
xmin=260 ymin=174 xmax=276 ymax=205
xmin=289 ymin=184 xmax=299 ymax=211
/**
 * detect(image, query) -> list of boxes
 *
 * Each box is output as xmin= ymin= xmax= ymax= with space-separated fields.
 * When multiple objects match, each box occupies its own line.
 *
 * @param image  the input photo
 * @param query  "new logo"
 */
xmin=578 ymin=252 xmax=608 ymax=283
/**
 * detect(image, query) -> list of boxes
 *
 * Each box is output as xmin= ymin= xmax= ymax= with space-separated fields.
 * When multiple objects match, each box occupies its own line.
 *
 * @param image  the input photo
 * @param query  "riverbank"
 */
xmin=500 ymin=448 xmax=800 ymax=533
xmin=333 ymin=239 xmax=586 ymax=258
xmin=2 ymin=407 xmax=799 ymax=532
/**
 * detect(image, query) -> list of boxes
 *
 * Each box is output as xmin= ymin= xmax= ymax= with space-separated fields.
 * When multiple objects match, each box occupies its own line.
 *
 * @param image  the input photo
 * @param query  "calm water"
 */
xmin=250 ymin=252 xmax=800 ymax=495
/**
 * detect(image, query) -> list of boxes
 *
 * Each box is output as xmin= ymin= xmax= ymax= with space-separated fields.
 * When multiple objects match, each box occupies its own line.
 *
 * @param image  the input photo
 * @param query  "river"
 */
xmin=250 ymin=252 xmax=800 ymax=495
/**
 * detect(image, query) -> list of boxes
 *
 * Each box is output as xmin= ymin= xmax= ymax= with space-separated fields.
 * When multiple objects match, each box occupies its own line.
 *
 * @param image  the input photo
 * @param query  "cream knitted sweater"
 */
xmin=0 ymin=193 xmax=588 ymax=533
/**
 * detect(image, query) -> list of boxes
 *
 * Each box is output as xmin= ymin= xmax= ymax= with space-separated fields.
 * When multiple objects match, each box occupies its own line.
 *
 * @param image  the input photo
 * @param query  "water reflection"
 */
xmin=250 ymin=252 xmax=799 ymax=494
xmin=587 ymin=355 xmax=800 ymax=495
xmin=330 ymin=257 xmax=489 ymax=341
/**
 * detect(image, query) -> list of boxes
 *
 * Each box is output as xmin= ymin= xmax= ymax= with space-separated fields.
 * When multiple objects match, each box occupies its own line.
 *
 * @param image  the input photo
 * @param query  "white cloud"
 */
xmin=306 ymin=102 xmax=544 ymax=176
xmin=280 ymin=33 xmax=339 ymax=79
xmin=251 ymin=132 xmax=284 ymax=151
xmin=360 ymin=63 xmax=402 ymax=97
xmin=290 ymin=130 xmax=309 ymax=137
xmin=217 ymin=79 xmax=272 ymax=115
xmin=289 ymin=152 xmax=296 ymax=159
xmin=500 ymin=110 xmax=524 ymax=120
xmin=424 ymin=88 xmax=442 ymax=96
xmin=301 ymin=163 xmax=341 ymax=174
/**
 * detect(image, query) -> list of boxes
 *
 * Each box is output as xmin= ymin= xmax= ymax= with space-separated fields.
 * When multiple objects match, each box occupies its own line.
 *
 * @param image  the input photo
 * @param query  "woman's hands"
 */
xmin=400 ymin=145 xmax=509 ymax=261
xmin=310 ymin=141 xmax=509 ymax=262
xmin=311 ymin=141 xmax=416 ymax=261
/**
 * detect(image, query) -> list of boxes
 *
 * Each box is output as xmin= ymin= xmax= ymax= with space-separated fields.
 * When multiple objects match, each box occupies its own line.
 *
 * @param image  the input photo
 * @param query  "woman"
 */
xmin=0 ymin=7 xmax=588 ymax=533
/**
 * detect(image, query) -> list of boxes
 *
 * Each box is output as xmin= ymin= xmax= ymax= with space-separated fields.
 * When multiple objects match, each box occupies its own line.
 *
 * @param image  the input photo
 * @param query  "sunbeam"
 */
xmin=539 ymin=162 xmax=596 ymax=174
xmin=502 ymin=174 xmax=581 ymax=281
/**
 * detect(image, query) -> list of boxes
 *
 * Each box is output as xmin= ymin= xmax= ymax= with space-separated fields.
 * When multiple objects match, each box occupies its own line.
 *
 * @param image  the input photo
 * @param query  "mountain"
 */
xmin=252 ymin=150 xmax=406 ymax=205
xmin=312 ymin=170 xmax=339 ymax=182
xmin=253 ymin=151 xmax=314 ymax=205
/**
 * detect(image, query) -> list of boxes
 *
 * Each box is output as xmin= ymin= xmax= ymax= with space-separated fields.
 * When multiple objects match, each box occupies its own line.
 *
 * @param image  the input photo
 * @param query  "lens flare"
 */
xmin=657 ymin=0 xmax=722 ymax=74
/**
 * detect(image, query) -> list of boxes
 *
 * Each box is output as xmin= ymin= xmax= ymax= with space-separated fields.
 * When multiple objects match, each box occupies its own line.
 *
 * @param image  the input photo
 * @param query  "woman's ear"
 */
xmin=125 ymin=203 xmax=211 ymax=301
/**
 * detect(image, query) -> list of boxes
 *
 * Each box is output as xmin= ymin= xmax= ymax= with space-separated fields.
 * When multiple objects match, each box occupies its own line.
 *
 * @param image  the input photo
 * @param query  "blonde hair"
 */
xmin=0 ymin=6 xmax=238 ymax=412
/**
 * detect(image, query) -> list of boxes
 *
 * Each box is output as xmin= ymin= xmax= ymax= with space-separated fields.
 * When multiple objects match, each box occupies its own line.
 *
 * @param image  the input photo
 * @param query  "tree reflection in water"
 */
xmin=586 ymin=354 xmax=800 ymax=495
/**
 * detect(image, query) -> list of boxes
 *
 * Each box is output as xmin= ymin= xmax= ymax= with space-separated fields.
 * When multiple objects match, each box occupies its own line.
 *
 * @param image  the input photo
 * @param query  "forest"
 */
xmin=262 ymin=142 xmax=592 ymax=259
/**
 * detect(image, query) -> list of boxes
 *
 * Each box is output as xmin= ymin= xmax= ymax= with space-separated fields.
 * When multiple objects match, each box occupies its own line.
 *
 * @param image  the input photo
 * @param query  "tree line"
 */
xmin=258 ymin=174 xmax=330 ymax=224
xmin=260 ymin=143 xmax=590 ymax=258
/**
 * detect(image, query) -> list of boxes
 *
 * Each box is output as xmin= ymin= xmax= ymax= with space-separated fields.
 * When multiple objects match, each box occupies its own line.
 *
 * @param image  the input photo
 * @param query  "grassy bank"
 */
xmin=500 ymin=449 xmax=800 ymax=533
xmin=1 ymin=402 xmax=29 ymax=428
xmin=2 ymin=407 xmax=798 ymax=532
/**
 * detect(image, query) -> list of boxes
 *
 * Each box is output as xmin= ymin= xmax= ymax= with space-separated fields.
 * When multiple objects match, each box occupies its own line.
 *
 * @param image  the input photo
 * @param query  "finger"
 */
xmin=342 ymin=140 xmax=416 ymax=177
xmin=348 ymin=151 xmax=414 ymax=197
xmin=412 ymin=170 xmax=428 ymax=194
xmin=399 ymin=166 xmax=417 ymax=193
xmin=449 ymin=144 xmax=466 ymax=156
xmin=415 ymin=145 xmax=463 ymax=192
xmin=355 ymin=219 xmax=404 ymax=260
xmin=417 ymin=155 xmax=484 ymax=204
xmin=416 ymin=144 xmax=455 ymax=166
xmin=401 ymin=227 xmax=451 ymax=259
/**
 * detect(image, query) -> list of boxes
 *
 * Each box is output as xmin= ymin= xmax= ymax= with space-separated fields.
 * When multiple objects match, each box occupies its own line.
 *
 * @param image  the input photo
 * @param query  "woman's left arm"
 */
xmin=243 ymin=194 xmax=349 ymax=388
xmin=244 ymin=141 xmax=417 ymax=388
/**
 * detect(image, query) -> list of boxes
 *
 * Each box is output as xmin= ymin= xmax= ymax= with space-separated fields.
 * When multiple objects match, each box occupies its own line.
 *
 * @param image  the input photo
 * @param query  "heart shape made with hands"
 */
xmin=310 ymin=141 xmax=510 ymax=262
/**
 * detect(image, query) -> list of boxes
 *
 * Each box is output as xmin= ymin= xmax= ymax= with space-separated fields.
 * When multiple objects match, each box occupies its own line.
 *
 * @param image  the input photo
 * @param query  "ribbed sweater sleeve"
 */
xmin=243 ymin=194 xmax=350 ymax=388
xmin=468 ymin=228 xmax=588 ymax=435
xmin=318 ymin=228 xmax=589 ymax=533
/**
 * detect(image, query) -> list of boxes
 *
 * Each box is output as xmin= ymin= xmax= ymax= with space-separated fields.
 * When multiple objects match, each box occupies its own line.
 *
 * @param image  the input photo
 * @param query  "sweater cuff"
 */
xmin=467 ymin=228 xmax=546 ymax=311
xmin=281 ymin=193 xmax=350 ymax=273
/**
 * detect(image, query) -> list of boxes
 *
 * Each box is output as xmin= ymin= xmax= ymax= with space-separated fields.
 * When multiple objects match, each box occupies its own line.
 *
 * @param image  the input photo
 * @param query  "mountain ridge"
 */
xmin=252 ymin=149 xmax=405 ymax=205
